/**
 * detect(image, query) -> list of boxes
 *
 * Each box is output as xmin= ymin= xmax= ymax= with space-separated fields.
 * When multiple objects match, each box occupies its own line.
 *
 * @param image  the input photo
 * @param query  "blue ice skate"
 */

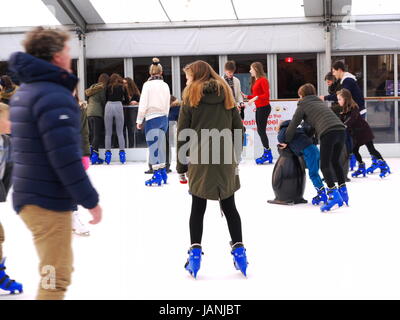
xmin=338 ymin=184 xmax=349 ymax=206
xmin=105 ymin=150 xmax=112 ymax=165
xmin=321 ymin=187 xmax=344 ymax=212
xmin=349 ymin=154 xmax=357 ymax=171
xmin=160 ymin=167 xmax=168 ymax=184
xmin=0 ymin=258 xmax=23 ymax=294
xmin=378 ymin=160 xmax=391 ymax=178
xmin=352 ymin=162 xmax=366 ymax=178
xmin=312 ymin=187 xmax=327 ymax=206
xmin=90 ymin=150 xmax=104 ymax=165
xmin=366 ymin=157 xmax=379 ymax=174
xmin=185 ymin=245 xmax=203 ymax=279
xmin=231 ymin=242 xmax=248 ymax=277
xmin=119 ymin=150 xmax=126 ymax=164
xmin=145 ymin=169 xmax=163 ymax=186
xmin=255 ymin=148 xmax=273 ymax=165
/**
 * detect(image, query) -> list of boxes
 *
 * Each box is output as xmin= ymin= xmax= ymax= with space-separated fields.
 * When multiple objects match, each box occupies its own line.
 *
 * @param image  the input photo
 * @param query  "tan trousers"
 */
xmin=20 ymin=205 xmax=73 ymax=300
xmin=0 ymin=222 xmax=4 ymax=262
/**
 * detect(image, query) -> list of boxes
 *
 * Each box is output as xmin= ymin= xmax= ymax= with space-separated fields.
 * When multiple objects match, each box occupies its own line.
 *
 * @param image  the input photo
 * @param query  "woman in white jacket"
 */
xmin=137 ymin=57 xmax=171 ymax=186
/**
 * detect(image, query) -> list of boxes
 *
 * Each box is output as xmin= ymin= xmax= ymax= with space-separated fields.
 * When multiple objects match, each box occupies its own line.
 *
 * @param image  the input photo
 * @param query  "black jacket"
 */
xmin=278 ymin=120 xmax=313 ymax=156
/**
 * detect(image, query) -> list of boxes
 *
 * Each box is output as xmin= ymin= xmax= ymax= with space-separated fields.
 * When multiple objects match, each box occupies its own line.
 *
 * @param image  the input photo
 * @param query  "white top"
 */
xmin=137 ymin=79 xmax=171 ymax=124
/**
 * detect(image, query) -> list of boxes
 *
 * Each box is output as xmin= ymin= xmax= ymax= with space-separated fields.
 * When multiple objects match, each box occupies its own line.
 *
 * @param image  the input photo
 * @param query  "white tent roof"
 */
xmin=1 ymin=0 xmax=399 ymax=30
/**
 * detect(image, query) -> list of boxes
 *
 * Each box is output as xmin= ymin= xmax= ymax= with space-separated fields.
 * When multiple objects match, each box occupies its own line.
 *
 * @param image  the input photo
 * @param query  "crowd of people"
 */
xmin=0 ymin=26 xmax=392 ymax=298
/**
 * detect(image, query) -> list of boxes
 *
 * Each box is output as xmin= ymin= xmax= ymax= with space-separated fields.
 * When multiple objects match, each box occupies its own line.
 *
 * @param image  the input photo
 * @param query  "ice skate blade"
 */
xmin=73 ymin=230 xmax=90 ymax=237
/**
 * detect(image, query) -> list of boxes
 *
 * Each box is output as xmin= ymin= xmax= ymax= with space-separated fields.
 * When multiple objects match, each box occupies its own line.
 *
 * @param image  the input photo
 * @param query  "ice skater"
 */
xmin=282 ymin=83 xmax=348 ymax=212
xmin=177 ymin=60 xmax=248 ymax=278
xmin=241 ymin=62 xmax=272 ymax=164
xmin=277 ymin=120 xmax=327 ymax=205
xmin=337 ymin=89 xmax=390 ymax=178
xmin=137 ymin=58 xmax=171 ymax=186
xmin=0 ymin=103 xmax=23 ymax=294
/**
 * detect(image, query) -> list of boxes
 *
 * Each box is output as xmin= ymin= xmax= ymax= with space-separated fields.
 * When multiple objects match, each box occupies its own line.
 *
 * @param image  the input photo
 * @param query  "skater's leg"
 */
xmin=303 ymin=144 xmax=324 ymax=189
xmin=365 ymin=141 xmax=384 ymax=160
xmin=89 ymin=116 xmax=103 ymax=152
xmin=331 ymin=134 xmax=346 ymax=186
xmin=189 ymin=195 xmax=207 ymax=244
xmin=114 ymin=102 xmax=125 ymax=151
xmin=0 ymin=223 xmax=4 ymax=261
xmin=255 ymin=105 xmax=271 ymax=149
xmin=20 ymin=205 xmax=73 ymax=300
xmin=352 ymin=145 xmax=363 ymax=163
xmin=319 ymin=131 xmax=337 ymax=189
xmin=104 ymin=102 xmax=113 ymax=151
xmin=220 ymin=194 xmax=243 ymax=244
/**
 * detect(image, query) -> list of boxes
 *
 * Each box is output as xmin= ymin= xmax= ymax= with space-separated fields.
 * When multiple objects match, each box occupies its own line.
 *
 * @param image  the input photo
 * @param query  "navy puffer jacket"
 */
xmin=9 ymin=52 xmax=99 ymax=213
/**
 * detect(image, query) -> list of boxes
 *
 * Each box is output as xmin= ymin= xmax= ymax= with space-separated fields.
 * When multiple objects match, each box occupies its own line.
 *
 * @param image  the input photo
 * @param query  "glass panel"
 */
xmin=162 ymin=0 xmax=235 ymax=21
xmin=367 ymin=55 xmax=394 ymax=97
xmin=180 ymin=55 xmax=219 ymax=92
xmin=277 ymin=53 xmax=317 ymax=99
xmin=86 ymin=58 xmax=124 ymax=88
xmin=232 ymin=0 xmax=304 ymax=19
xmin=366 ymin=100 xmax=395 ymax=143
xmin=351 ymin=0 xmax=400 ymax=15
xmin=133 ymin=57 xmax=172 ymax=92
xmin=0 ymin=0 xmax=60 ymax=27
xmin=90 ymin=0 xmax=168 ymax=23
xmin=331 ymin=55 xmax=364 ymax=95
xmin=227 ymin=54 xmax=268 ymax=96
xmin=71 ymin=59 xmax=78 ymax=76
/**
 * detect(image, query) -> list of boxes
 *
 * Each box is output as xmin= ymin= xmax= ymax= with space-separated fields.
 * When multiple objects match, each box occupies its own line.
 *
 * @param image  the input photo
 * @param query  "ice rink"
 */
xmin=1 ymin=158 xmax=400 ymax=300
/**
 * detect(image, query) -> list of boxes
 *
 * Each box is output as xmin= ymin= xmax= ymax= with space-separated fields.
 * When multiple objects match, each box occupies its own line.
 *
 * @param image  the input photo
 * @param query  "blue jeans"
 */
xmin=144 ymin=116 xmax=169 ymax=167
xmin=302 ymin=144 xmax=324 ymax=190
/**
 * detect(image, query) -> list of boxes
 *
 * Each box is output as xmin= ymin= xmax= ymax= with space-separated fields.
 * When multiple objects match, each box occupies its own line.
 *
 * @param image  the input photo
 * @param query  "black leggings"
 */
xmin=353 ymin=141 xmax=383 ymax=163
xmin=255 ymin=105 xmax=271 ymax=149
xmin=123 ymin=107 xmax=137 ymax=148
xmin=320 ymin=130 xmax=346 ymax=188
xmin=88 ymin=116 xmax=104 ymax=152
xmin=189 ymin=194 xmax=242 ymax=245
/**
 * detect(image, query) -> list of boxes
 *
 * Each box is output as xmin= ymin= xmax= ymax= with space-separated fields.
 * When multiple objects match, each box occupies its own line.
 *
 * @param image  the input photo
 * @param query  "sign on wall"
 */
xmin=242 ymin=100 xmax=298 ymax=160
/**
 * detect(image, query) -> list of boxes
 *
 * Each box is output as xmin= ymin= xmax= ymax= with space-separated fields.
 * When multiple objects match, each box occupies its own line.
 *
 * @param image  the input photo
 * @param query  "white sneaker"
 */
xmin=72 ymin=212 xmax=90 ymax=236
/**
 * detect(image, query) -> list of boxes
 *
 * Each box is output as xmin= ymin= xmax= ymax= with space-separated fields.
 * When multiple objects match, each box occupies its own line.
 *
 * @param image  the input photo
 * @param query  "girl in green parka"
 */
xmin=177 ymin=60 xmax=248 ymax=278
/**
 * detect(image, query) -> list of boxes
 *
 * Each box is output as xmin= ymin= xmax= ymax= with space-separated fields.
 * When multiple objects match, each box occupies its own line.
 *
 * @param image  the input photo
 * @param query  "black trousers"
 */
xmin=353 ymin=141 xmax=383 ymax=163
xmin=255 ymin=105 xmax=271 ymax=149
xmin=320 ymin=130 xmax=346 ymax=188
xmin=189 ymin=194 xmax=242 ymax=245
xmin=88 ymin=116 xmax=104 ymax=152
xmin=123 ymin=107 xmax=138 ymax=148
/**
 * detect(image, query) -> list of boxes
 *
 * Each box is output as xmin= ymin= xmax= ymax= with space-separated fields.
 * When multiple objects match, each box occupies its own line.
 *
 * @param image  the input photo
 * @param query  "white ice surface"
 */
xmin=1 ymin=158 xmax=400 ymax=300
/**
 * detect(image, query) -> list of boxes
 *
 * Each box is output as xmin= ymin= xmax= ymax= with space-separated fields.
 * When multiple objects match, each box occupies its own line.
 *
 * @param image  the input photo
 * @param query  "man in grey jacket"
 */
xmin=224 ymin=61 xmax=245 ymax=119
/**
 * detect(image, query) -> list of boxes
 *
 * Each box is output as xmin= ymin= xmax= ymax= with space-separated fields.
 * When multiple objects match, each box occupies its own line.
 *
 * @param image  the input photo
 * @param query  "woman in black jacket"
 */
xmin=123 ymin=77 xmax=140 ymax=148
xmin=337 ymin=89 xmax=390 ymax=178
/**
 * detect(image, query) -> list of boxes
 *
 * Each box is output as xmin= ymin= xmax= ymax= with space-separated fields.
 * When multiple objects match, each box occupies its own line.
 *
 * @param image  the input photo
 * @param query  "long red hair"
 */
xmin=182 ymin=60 xmax=235 ymax=110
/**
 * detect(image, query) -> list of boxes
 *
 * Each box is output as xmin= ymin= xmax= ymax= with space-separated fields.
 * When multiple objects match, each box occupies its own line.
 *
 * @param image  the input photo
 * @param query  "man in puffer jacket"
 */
xmin=321 ymin=61 xmax=366 ymax=118
xmin=8 ymin=27 xmax=102 ymax=300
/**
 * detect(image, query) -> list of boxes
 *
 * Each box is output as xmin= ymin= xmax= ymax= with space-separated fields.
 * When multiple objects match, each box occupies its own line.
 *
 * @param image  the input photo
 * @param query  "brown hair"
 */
xmin=298 ymin=83 xmax=317 ymax=98
xmin=324 ymin=72 xmax=335 ymax=81
xmin=224 ymin=60 xmax=236 ymax=72
xmin=108 ymin=73 xmax=124 ymax=92
xmin=97 ymin=73 xmax=110 ymax=87
xmin=337 ymin=88 xmax=359 ymax=114
xmin=250 ymin=62 xmax=266 ymax=89
xmin=0 ymin=103 xmax=9 ymax=119
xmin=149 ymin=57 xmax=163 ymax=76
xmin=182 ymin=60 xmax=235 ymax=110
xmin=124 ymin=77 xmax=140 ymax=99
xmin=23 ymin=26 xmax=70 ymax=62
xmin=0 ymin=75 xmax=14 ymax=90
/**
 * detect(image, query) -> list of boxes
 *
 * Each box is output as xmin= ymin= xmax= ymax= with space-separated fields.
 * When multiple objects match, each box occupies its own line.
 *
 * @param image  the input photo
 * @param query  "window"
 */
xmin=277 ymin=53 xmax=317 ymax=99
xmin=133 ymin=57 xmax=172 ymax=92
xmin=227 ymin=54 xmax=268 ymax=96
xmin=71 ymin=59 xmax=78 ymax=76
xmin=332 ymin=55 xmax=364 ymax=94
xmin=86 ymin=58 xmax=124 ymax=88
xmin=180 ymin=55 xmax=219 ymax=92
xmin=366 ymin=100 xmax=395 ymax=143
xmin=367 ymin=55 xmax=394 ymax=97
